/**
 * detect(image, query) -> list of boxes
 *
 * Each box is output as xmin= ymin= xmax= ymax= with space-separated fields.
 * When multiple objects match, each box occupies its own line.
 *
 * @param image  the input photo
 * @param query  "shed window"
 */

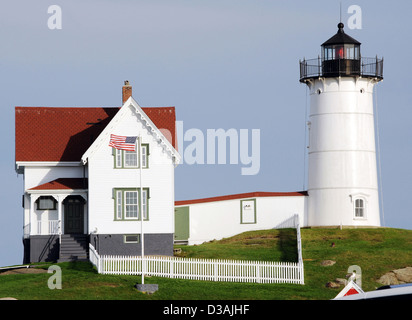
xmin=240 ymin=199 xmax=256 ymax=224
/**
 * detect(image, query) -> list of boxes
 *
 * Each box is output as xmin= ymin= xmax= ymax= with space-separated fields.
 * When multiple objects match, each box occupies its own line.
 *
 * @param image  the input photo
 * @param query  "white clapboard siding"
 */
xmin=87 ymin=105 xmax=175 ymax=235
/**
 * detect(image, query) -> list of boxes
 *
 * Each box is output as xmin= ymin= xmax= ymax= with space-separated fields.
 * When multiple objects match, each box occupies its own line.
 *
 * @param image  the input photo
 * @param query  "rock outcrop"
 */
xmin=377 ymin=267 xmax=412 ymax=285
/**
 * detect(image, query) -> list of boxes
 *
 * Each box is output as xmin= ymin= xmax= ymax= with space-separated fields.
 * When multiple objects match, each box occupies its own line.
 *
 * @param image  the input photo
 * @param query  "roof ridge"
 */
xmin=175 ymin=191 xmax=308 ymax=206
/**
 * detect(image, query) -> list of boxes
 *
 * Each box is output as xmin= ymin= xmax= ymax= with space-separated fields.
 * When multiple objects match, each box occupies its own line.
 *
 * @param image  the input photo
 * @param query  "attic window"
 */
xmin=113 ymin=144 xmax=149 ymax=169
xmin=36 ymin=196 xmax=57 ymax=210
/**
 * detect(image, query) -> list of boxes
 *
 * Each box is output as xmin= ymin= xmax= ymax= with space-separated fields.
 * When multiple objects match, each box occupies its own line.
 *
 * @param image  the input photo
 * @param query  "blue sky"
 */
xmin=1 ymin=0 xmax=411 ymax=267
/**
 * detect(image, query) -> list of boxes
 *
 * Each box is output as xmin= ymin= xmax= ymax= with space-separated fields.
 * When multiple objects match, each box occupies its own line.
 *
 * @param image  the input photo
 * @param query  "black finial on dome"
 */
xmin=322 ymin=22 xmax=360 ymax=46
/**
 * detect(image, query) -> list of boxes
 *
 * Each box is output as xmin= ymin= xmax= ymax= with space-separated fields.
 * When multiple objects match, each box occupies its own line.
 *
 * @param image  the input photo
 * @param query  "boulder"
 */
xmin=393 ymin=267 xmax=412 ymax=283
xmin=326 ymin=281 xmax=341 ymax=288
xmin=378 ymin=272 xmax=399 ymax=286
xmin=334 ymin=278 xmax=347 ymax=286
xmin=378 ymin=267 xmax=412 ymax=285
xmin=320 ymin=260 xmax=336 ymax=266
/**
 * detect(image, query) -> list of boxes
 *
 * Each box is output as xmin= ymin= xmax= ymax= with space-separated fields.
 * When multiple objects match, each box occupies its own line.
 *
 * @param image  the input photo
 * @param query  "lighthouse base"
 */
xmin=307 ymin=189 xmax=381 ymax=228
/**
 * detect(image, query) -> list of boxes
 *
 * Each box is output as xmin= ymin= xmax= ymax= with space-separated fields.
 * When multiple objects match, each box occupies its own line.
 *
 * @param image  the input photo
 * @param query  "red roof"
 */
xmin=29 ymin=178 xmax=87 ymax=190
xmin=175 ymin=191 xmax=308 ymax=206
xmin=15 ymin=106 xmax=177 ymax=162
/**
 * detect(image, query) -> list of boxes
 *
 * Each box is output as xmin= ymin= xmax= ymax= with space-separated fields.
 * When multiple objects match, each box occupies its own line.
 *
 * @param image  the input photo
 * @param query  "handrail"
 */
xmin=299 ymin=56 xmax=383 ymax=82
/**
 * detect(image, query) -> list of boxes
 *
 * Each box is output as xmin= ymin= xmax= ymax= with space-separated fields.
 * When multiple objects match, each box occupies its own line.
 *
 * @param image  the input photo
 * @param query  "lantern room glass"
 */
xmin=322 ymin=44 xmax=360 ymax=61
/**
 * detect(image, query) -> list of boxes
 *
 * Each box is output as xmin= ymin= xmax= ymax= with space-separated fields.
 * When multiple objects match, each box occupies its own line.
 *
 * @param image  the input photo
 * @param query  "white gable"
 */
xmin=81 ymin=97 xmax=181 ymax=165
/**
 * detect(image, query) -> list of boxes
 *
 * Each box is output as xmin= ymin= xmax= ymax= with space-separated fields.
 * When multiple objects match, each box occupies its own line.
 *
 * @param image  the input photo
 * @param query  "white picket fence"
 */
xmin=89 ymin=214 xmax=304 ymax=284
xmin=89 ymin=247 xmax=303 ymax=284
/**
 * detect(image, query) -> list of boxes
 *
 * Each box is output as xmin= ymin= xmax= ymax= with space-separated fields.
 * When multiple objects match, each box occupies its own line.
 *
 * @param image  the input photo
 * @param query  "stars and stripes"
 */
xmin=109 ymin=134 xmax=137 ymax=151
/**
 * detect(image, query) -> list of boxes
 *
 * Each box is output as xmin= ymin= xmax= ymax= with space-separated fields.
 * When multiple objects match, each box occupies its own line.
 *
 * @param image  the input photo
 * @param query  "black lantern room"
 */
xmin=299 ymin=23 xmax=383 ymax=82
xmin=321 ymin=22 xmax=361 ymax=76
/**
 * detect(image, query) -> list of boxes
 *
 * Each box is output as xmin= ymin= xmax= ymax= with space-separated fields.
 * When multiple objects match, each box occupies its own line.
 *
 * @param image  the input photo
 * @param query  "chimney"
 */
xmin=122 ymin=80 xmax=132 ymax=104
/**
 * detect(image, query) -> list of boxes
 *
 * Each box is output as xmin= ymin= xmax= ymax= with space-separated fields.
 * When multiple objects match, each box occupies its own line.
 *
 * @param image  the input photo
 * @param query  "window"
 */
xmin=36 ymin=196 xmax=57 ymax=210
xmin=116 ymin=190 xmax=122 ymax=220
xmin=142 ymin=189 xmax=148 ymax=220
xmin=113 ymin=188 xmax=149 ymax=221
xmin=141 ymin=145 xmax=148 ymax=168
xmin=354 ymin=199 xmax=364 ymax=218
xmin=113 ymin=144 xmax=149 ymax=169
xmin=323 ymin=44 xmax=360 ymax=61
xmin=115 ymin=149 xmax=122 ymax=168
xmin=125 ymin=191 xmax=138 ymax=219
xmin=240 ymin=199 xmax=256 ymax=224
xmin=351 ymin=194 xmax=367 ymax=219
xmin=124 ymin=234 xmax=140 ymax=243
xmin=124 ymin=150 xmax=138 ymax=167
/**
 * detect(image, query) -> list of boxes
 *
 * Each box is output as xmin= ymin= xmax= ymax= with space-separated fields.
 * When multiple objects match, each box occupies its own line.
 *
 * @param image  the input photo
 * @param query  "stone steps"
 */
xmin=58 ymin=234 xmax=89 ymax=262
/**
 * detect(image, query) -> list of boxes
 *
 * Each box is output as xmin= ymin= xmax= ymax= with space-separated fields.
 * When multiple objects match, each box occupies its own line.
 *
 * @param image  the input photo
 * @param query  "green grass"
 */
xmin=1 ymin=228 xmax=411 ymax=300
xmin=174 ymin=229 xmax=299 ymax=262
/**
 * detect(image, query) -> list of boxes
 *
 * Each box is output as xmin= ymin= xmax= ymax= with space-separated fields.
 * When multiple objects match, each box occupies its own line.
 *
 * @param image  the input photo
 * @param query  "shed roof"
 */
xmin=175 ymin=191 xmax=308 ymax=206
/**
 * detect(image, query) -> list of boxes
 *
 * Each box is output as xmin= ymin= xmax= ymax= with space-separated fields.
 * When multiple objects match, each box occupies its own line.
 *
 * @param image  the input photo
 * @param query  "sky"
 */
xmin=1 ymin=0 xmax=411 ymax=267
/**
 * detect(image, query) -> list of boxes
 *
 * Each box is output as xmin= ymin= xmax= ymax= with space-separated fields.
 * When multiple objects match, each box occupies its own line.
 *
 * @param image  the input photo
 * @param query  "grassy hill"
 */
xmin=1 ymin=228 xmax=411 ymax=300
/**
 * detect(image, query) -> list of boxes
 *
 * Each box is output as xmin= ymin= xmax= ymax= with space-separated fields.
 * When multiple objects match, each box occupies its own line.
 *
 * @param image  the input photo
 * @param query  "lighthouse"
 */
xmin=300 ymin=23 xmax=383 ymax=227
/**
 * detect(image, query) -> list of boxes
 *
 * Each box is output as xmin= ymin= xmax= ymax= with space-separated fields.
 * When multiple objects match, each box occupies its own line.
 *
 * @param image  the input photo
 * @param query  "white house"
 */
xmin=15 ymin=82 xmax=180 ymax=263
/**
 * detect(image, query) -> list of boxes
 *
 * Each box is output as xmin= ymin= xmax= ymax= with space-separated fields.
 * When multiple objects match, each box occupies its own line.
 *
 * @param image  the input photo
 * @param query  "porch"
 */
xmin=24 ymin=178 xmax=88 ymax=238
xmin=23 ymin=178 xmax=88 ymax=263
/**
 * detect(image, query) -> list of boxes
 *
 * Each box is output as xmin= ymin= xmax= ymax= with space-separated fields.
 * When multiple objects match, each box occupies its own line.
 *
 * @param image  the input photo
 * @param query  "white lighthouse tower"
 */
xmin=300 ymin=23 xmax=383 ymax=227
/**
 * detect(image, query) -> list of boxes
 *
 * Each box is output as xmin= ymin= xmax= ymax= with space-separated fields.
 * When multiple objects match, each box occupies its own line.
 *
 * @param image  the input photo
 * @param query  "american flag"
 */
xmin=109 ymin=134 xmax=137 ymax=151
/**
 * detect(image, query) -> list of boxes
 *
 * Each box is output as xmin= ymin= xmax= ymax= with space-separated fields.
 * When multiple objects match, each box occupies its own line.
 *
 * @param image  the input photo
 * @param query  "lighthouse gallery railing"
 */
xmin=299 ymin=56 xmax=383 ymax=82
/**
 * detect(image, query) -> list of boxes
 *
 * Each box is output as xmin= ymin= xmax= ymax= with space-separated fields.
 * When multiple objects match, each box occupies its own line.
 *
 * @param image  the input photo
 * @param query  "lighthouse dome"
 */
xmin=322 ymin=22 xmax=361 ymax=46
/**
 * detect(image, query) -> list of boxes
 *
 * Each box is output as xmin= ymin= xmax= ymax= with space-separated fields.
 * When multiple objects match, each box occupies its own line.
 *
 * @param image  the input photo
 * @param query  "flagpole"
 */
xmin=139 ymin=134 xmax=144 ymax=285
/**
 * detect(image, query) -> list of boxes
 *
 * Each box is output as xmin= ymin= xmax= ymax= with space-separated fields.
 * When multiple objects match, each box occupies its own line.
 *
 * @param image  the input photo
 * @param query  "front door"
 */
xmin=64 ymin=196 xmax=85 ymax=234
